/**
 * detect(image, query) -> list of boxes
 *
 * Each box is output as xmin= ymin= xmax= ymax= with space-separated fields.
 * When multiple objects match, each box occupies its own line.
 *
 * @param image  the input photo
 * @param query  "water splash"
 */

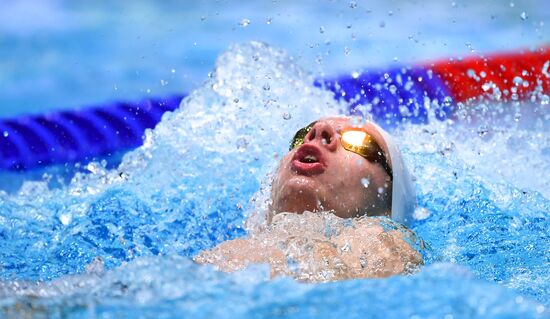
xmin=0 ymin=42 xmax=342 ymax=280
xmin=198 ymin=212 xmax=424 ymax=282
xmin=0 ymin=42 xmax=549 ymax=317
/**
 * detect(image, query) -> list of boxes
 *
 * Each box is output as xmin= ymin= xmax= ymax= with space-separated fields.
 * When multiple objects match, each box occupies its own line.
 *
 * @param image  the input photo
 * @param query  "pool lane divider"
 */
xmin=1 ymin=47 xmax=548 ymax=170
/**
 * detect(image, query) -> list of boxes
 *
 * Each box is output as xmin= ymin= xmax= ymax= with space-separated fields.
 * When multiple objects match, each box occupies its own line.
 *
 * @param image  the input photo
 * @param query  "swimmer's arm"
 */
xmin=193 ymin=238 xmax=289 ymax=276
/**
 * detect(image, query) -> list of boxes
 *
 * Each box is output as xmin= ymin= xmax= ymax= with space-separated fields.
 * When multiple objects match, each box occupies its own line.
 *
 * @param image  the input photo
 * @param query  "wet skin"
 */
xmin=270 ymin=117 xmax=392 ymax=219
xmin=195 ymin=117 xmax=422 ymax=280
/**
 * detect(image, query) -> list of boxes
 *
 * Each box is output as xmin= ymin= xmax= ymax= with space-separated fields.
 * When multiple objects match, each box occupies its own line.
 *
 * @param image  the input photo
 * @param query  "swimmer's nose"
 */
xmin=304 ymin=121 xmax=338 ymax=151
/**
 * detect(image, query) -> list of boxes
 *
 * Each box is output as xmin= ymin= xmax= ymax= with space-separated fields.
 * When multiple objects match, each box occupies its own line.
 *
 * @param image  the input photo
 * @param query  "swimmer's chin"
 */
xmin=271 ymin=176 xmax=326 ymax=215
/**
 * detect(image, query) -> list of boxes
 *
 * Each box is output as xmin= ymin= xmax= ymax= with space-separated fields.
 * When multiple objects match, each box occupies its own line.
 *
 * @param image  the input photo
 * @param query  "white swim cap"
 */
xmin=368 ymin=122 xmax=416 ymax=225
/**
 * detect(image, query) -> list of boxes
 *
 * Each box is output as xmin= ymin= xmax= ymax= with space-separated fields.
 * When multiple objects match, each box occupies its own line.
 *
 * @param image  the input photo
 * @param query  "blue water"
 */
xmin=1 ymin=1 xmax=550 ymax=318
xmin=0 ymin=0 xmax=548 ymax=117
xmin=0 ymin=41 xmax=549 ymax=318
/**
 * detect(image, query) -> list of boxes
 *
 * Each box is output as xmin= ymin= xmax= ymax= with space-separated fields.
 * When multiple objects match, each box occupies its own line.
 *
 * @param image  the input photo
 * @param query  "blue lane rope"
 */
xmin=316 ymin=66 xmax=452 ymax=124
xmin=0 ymin=95 xmax=184 ymax=170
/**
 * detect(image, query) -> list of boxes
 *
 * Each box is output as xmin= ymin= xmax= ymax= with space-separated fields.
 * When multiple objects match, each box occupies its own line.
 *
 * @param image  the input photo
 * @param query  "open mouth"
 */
xmin=291 ymin=144 xmax=326 ymax=175
xmin=301 ymin=154 xmax=318 ymax=163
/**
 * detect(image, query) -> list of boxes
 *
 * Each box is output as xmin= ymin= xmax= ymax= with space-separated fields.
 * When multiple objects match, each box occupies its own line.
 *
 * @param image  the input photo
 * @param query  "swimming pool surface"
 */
xmin=0 ymin=1 xmax=549 ymax=318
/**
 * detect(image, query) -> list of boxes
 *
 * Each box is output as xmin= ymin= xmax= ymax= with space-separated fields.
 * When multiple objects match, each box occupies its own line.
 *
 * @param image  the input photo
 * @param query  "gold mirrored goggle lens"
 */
xmin=341 ymin=129 xmax=392 ymax=179
xmin=289 ymin=124 xmax=392 ymax=179
xmin=341 ymin=130 xmax=371 ymax=154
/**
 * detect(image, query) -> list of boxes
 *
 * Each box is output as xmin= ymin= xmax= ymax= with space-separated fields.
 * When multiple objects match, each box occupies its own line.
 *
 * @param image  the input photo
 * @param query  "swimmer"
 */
xmin=195 ymin=117 xmax=422 ymax=281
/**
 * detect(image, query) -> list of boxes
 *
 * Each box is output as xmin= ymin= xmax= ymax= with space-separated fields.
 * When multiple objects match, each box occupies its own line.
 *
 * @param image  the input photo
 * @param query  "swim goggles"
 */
xmin=289 ymin=121 xmax=393 ymax=179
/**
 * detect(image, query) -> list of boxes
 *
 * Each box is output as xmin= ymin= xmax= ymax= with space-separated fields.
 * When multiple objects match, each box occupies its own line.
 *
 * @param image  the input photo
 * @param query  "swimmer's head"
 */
xmin=270 ymin=116 xmax=415 ymax=224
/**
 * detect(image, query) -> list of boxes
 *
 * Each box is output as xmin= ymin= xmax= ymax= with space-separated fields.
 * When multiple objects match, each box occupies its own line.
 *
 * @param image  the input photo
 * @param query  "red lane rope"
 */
xmin=428 ymin=46 xmax=550 ymax=103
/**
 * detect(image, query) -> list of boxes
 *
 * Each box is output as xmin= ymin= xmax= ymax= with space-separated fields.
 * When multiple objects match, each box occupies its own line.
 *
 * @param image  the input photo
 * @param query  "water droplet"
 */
xmin=2 ymin=131 xmax=8 ymax=137
xmin=542 ymin=61 xmax=550 ymax=78
xmin=340 ymin=241 xmax=351 ymax=252
xmin=540 ymin=95 xmax=549 ymax=105
xmin=443 ymin=96 xmax=453 ymax=107
xmin=349 ymin=1 xmax=357 ymax=8
xmin=239 ymin=18 xmax=250 ymax=27
xmin=344 ymin=47 xmax=351 ymax=56
xmin=59 ymin=214 xmax=71 ymax=226
xmin=389 ymin=84 xmax=397 ymax=95
xmin=413 ymin=207 xmax=431 ymax=220
xmin=236 ymin=137 xmax=248 ymax=150
xmin=233 ymin=98 xmax=239 ymax=103
xmin=520 ymin=12 xmax=528 ymax=20
xmin=263 ymin=83 xmax=270 ymax=90
xmin=536 ymin=305 xmax=545 ymax=314
xmin=351 ymin=71 xmax=360 ymax=79
xmin=359 ymin=256 xmax=368 ymax=268
xmin=477 ymin=125 xmax=489 ymax=136
xmin=282 ymin=112 xmax=292 ymax=120
xmin=160 ymin=79 xmax=168 ymax=86
xmin=404 ymin=80 xmax=414 ymax=91
xmin=377 ymin=187 xmax=385 ymax=194
xmin=319 ymin=26 xmax=325 ymax=34
xmin=399 ymin=105 xmax=410 ymax=116
xmin=361 ymin=178 xmax=370 ymax=188
xmin=171 ymin=69 xmax=176 ymax=73
xmin=87 ymin=162 xmax=100 ymax=174
xmin=266 ymin=17 xmax=272 ymax=24
xmin=200 ymin=16 xmax=207 ymax=21
xmin=379 ymin=21 xmax=386 ymax=28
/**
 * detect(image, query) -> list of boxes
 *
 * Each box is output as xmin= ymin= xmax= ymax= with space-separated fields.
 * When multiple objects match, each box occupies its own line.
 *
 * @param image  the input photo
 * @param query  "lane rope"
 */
xmin=1 ymin=47 xmax=548 ymax=170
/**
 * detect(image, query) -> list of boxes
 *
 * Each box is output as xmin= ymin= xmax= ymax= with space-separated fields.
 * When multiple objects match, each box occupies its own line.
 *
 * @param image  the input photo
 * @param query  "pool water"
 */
xmin=1 ymin=0 xmax=548 ymax=117
xmin=1 ymin=1 xmax=549 ymax=318
xmin=1 ymin=42 xmax=549 ymax=318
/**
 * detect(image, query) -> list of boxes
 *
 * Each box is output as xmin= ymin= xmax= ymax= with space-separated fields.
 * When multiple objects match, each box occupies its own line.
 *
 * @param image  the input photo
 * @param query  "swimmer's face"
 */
xmin=271 ymin=117 xmax=392 ymax=220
